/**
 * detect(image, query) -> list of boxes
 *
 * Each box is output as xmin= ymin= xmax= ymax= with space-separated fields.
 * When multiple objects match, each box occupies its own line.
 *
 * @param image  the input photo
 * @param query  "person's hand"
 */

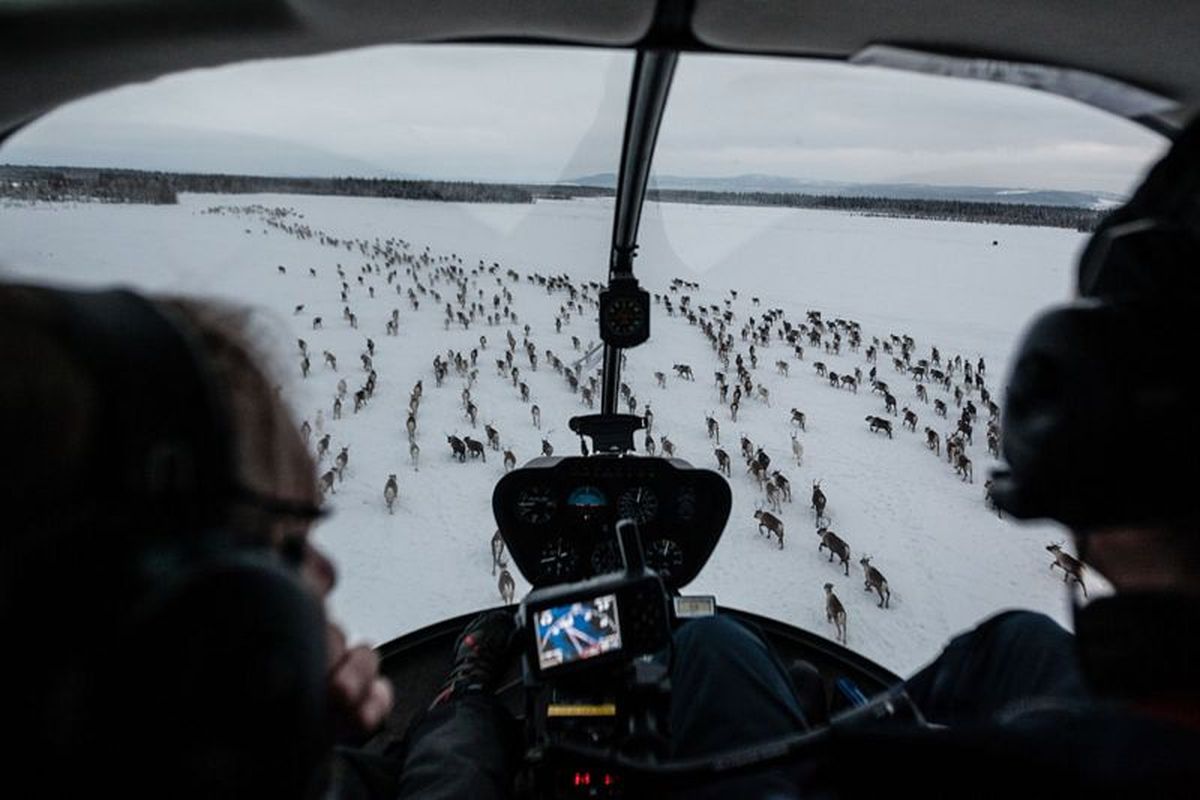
xmin=327 ymin=621 xmax=395 ymax=741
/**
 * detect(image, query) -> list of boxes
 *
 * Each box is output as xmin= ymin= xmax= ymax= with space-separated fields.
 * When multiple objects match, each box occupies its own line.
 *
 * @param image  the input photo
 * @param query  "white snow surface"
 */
xmin=0 ymin=193 xmax=1095 ymax=676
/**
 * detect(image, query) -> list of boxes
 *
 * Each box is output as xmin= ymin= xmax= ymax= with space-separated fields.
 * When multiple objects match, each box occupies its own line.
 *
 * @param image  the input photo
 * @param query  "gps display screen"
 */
xmin=534 ymin=593 xmax=623 ymax=670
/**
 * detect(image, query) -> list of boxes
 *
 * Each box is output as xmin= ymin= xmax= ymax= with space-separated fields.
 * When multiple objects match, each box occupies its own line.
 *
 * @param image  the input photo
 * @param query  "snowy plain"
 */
xmin=0 ymin=193 xmax=1094 ymax=676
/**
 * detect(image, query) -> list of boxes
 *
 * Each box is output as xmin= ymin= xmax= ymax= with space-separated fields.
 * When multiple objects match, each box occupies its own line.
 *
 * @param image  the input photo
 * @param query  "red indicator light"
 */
xmin=573 ymin=771 xmax=592 ymax=786
xmin=604 ymin=773 xmax=616 ymax=786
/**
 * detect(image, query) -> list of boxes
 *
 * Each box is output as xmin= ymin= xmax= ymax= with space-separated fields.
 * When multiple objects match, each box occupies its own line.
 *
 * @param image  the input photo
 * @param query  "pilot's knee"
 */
xmin=673 ymin=615 xmax=765 ymax=661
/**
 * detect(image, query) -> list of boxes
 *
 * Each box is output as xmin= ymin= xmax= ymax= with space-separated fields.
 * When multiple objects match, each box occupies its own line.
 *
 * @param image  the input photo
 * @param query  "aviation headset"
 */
xmin=1 ymin=287 xmax=330 ymax=798
xmin=990 ymin=114 xmax=1200 ymax=529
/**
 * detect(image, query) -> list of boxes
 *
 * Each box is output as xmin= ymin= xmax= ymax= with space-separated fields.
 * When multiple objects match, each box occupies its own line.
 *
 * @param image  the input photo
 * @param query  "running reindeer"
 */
xmin=498 ymin=567 xmax=516 ymax=604
xmin=1046 ymin=543 xmax=1087 ymax=597
xmin=824 ymin=583 xmax=847 ymax=645
xmin=753 ymin=509 xmax=785 ymax=549
xmin=860 ymin=556 xmax=891 ymax=608
xmin=811 ymin=480 xmax=828 ymax=526
xmin=818 ymin=527 xmax=851 ymax=576
xmin=383 ymin=474 xmax=398 ymax=513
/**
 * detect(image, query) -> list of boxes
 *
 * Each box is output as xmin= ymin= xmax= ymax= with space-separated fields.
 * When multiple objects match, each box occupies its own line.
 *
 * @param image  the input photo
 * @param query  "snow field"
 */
xmin=0 ymin=193 xmax=1094 ymax=674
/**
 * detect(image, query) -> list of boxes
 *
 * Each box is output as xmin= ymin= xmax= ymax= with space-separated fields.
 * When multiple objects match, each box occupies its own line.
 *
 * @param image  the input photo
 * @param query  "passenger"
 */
xmin=0 ymin=286 xmax=394 ymax=798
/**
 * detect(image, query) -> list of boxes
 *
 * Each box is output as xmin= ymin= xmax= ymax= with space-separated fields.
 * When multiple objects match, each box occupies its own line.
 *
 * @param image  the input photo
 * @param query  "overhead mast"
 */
xmin=599 ymin=50 xmax=678 ymax=416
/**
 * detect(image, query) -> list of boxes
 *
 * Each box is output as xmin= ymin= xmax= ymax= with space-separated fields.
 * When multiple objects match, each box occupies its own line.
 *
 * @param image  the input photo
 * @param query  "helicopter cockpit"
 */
xmin=3 ymin=2 xmax=1199 ymax=798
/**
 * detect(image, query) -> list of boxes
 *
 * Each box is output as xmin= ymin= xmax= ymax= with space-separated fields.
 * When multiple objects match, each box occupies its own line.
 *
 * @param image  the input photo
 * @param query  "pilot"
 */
xmin=397 ymin=115 xmax=1200 ymax=798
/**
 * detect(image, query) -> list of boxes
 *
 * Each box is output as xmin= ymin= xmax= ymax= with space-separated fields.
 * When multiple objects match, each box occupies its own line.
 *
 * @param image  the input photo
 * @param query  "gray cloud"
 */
xmin=1 ymin=45 xmax=1167 ymax=193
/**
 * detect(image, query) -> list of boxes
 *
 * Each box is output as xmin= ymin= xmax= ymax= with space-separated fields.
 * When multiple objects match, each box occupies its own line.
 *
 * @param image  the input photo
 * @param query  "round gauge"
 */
xmin=590 ymin=538 xmax=623 ymax=575
xmin=567 ymin=485 xmax=608 ymax=508
xmin=515 ymin=486 xmax=557 ymax=525
xmin=645 ymin=538 xmax=684 ymax=580
xmin=606 ymin=296 xmax=645 ymax=337
xmin=538 ymin=536 xmax=580 ymax=583
xmin=675 ymin=485 xmax=698 ymax=522
xmin=617 ymin=486 xmax=659 ymax=524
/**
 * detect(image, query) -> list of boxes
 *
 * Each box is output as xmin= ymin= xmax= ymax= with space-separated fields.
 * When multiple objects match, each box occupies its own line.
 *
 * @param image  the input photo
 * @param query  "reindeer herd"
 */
xmin=219 ymin=202 xmax=1087 ymax=637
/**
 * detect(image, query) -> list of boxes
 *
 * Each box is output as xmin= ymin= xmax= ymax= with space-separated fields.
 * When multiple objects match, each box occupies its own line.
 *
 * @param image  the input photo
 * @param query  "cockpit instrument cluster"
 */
xmin=493 ymin=456 xmax=732 ymax=589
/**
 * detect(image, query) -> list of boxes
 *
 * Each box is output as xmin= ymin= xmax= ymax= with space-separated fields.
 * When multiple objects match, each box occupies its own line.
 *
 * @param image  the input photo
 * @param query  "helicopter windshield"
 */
xmin=0 ymin=45 xmax=1166 ymax=674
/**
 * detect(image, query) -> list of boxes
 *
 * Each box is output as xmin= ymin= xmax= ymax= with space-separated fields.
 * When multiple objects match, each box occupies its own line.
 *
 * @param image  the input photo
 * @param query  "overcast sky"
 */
xmin=0 ymin=45 xmax=1168 ymax=194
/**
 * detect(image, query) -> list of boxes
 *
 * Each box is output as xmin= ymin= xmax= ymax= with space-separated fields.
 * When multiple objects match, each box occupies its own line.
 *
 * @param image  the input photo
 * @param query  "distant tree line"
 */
xmin=644 ymin=188 xmax=1105 ymax=231
xmin=0 ymin=165 xmax=533 ymax=205
xmin=0 ymin=165 xmax=177 ymax=204
xmin=0 ymin=164 xmax=1104 ymax=230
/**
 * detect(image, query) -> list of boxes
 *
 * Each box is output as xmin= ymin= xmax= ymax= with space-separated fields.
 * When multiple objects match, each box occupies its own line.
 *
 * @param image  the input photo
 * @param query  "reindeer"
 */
xmin=410 ymin=440 xmax=420 ymax=471
xmin=811 ymin=481 xmax=828 ymax=525
xmin=824 ymin=584 xmax=847 ymax=645
xmin=860 ymin=556 xmax=890 ymax=608
xmin=299 ymin=419 xmax=311 ymax=444
xmin=318 ymin=469 xmax=336 ymax=496
xmin=323 ymin=351 xmax=338 ymax=371
xmin=714 ymin=448 xmax=732 ymax=476
xmin=644 ymin=434 xmax=657 ymax=456
xmin=776 ymin=360 xmax=790 ymax=376
xmin=753 ymin=509 xmax=785 ymax=549
xmin=655 ymin=371 xmax=667 ymax=388
xmin=485 ymin=423 xmax=501 ymax=451
xmin=791 ymin=433 xmax=804 ymax=466
xmin=987 ymin=431 xmax=1000 ymax=458
xmin=957 ymin=419 xmax=974 ymax=445
xmin=705 ymin=413 xmax=720 ymax=443
xmin=661 ymin=436 xmax=676 ymax=458
xmin=312 ymin=317 xmax=323 ymax=330
xmin=384 ymin=474 xmax=398 ymax=513
xmin=772 ymin=471 xmax=792 ymax=503
xmin=498 ymin=568 xmax=516 ymax=604
xmin=814 ymin=361 xmax=827 ymax=378
xmin=503 ymin=449 xmax=517 ymax=472
xmin=465 ymin=436 xmax=486 ymax=461
xmin=531 ymin=404 xmax=541 ymax=429
xmin=316 ymin=434 xmax=331 ymax=461
xmin=765 ymin=481 xmax=783 ymax=512
xmin=818 ymin=528 xmax=852 ymax=576
xmin=447 ymin=435 xmax=467 ymax=462
xmin=334 ymin=447 xmax=349 ymax=481
xmin=1047 ymin=544 xmax=1087 ymax=596
xmin=866 ymin=415 xmax=894 ymax=438
xmin=490 ymin=530 xmax=507 ymax=576
xmin=673 ymin=363 xmax=695 ymax=380
xmin=983 ymin=479 xmax=1002 ymax=517
xmin=883 ymin=392 xmax=898 ymax=415
xmin=902 ymin=407 xmax=918 ymax=432
xmin=790 ymin=408 xmax=807 ymax=430
xmin=934 ymin=398 xmax=947 ymax=418
xmin=332 ymin=397 xmax=343 ymax=420
xmin=924 ymin=427 xmax=941 ymax=455
xmin=542 ymin=439 xmax=554 ymax=457
xmin=955 ymin=451 xmax=974 ymax=483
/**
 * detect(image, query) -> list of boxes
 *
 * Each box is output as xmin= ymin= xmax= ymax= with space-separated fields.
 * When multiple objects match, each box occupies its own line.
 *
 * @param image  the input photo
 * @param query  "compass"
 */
xmin=599 ymin=278 xmax=650 ymax=348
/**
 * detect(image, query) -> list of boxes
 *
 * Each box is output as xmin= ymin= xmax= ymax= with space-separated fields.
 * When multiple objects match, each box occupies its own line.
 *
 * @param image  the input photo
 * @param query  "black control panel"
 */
xmin=493 ymin=456 xmax=732 ymax=589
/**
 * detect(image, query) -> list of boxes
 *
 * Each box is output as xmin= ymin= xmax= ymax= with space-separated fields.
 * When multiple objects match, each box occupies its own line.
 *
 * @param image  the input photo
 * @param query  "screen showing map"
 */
xmin=534 ymin=593 xmax=623 ymax=670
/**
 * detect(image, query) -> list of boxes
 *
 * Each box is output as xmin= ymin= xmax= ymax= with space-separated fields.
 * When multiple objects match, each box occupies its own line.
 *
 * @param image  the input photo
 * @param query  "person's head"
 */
xmin=0 ymin=284 xmax=332 ymax=797
xmin=988 ymin=298 xmax=1200 ymax=595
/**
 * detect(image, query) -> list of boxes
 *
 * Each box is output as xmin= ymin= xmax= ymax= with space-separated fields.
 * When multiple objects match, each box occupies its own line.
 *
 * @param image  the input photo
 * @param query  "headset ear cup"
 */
xmin=95 ymin=554 xmax=332 ymax=799
xmin=993 ymin=301 xmax=1198 ymax=527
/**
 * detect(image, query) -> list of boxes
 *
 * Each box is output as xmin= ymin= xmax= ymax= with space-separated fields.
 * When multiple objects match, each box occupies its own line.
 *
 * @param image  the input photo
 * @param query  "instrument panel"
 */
xmin=493 ymin=456 xmax=732 ymax=589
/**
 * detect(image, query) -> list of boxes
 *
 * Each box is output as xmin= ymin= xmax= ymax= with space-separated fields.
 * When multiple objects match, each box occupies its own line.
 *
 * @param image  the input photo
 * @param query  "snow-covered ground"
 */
xmin=0 ymin=193 xmax=1093 ymax=675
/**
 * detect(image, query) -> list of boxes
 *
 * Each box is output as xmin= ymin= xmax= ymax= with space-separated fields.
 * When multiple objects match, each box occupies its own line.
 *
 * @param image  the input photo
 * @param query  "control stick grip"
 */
xmin=616 ymin=517 xmax=646 ymax=575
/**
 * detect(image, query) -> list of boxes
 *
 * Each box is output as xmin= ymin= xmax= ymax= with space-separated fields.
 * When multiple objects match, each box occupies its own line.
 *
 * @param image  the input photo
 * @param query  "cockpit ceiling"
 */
xmin=1 ymin=0 xmax=1197 ymax=136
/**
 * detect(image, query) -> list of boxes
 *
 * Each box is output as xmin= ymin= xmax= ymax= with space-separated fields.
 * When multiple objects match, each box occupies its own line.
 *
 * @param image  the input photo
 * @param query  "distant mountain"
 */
xmin=569 ymin=172 xmax=1122 ymax=210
